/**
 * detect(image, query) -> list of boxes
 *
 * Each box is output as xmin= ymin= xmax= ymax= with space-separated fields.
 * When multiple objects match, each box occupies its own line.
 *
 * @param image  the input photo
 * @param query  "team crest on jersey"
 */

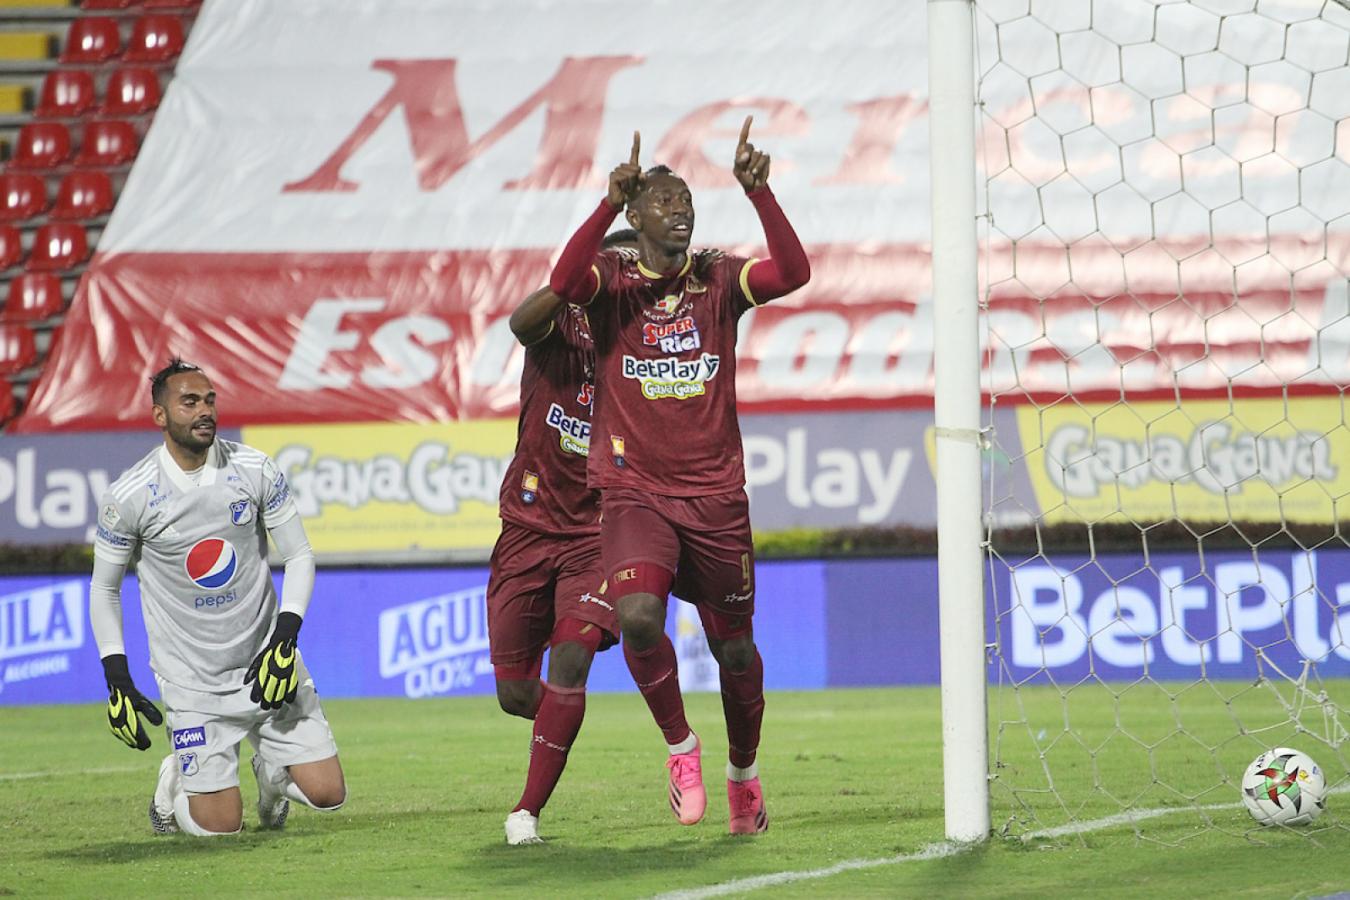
xmin=185 ymin=538 xmax=238 ymax=590
xmin=521 ymin=471 xmax=539 ymax=504
xmin=610 ymin=435 xmax=626 ymax=467
xmin=229 ymin=498 xmax=253 ymax=526
xmin=180 ymin=752 xmax=199 ymax=777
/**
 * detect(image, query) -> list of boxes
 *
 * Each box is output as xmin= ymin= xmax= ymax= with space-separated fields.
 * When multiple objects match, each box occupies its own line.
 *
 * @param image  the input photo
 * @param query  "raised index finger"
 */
xmin=630 ymin=131 xmax=641 ymax=166
xmin=738 ymin=115 xmax=753 ymax=149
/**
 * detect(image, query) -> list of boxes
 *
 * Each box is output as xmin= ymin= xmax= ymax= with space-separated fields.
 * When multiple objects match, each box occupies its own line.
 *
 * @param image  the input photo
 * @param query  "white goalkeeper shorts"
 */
xmin=155 ymin=658 xmax=339 ymax=795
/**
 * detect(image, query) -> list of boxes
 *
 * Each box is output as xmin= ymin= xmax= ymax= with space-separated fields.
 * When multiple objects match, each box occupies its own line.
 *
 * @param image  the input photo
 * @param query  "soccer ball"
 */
xmin=1241 ymin=747 xmax=1327 ymax=826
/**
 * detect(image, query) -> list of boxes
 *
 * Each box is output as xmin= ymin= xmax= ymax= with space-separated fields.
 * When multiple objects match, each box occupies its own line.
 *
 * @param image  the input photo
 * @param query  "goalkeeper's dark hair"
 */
xmin=603 ymin=228 xmax=640 ymax=248
xmin=644 ymin=164 xmax=676 ymax=179
xmin=150 ymin=357 xmax=202 ymax=407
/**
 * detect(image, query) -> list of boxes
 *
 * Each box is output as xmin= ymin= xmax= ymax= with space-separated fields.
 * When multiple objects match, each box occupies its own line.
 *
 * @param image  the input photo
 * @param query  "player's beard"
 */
xmin=166 ymin=417 xmax=215 ymax=454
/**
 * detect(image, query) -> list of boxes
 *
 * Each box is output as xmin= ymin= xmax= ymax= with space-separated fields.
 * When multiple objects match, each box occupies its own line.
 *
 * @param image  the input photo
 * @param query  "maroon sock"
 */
xmin=514 ymin=683 xmax=586 ymax=816
xmin=623 ymin=636 xmax=692 ymax=746
xmin=720 ymin=650 xmax=765 ymax=770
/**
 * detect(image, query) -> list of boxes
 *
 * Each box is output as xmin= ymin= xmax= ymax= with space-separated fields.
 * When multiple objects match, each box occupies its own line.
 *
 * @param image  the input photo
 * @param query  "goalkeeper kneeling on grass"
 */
xmin=91 ymin=358 xmax=346 ymax=836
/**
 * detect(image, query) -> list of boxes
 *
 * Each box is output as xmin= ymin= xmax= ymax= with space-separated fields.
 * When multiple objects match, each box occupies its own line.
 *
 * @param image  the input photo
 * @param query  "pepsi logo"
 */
xmin=185 ymin=538 xmax=238 ymax=590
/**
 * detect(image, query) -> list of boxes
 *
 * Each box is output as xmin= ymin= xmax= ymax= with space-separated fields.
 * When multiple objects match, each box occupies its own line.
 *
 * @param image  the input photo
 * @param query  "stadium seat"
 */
xmin=26 ymin=222 xmax=88 ymax=271
xmin=102 ymin=67 xmax=161 ymax=116
xmin=0 ymin=324 xmax=38 ymax=376
xmin=81 ymin=0 xmax=139 ymax=9
xmin=0 ymin=379 xmax=14 ymax=426
xmin=9 ymin=122 xmax=73 ymax=171
xmin=0 ymin=174 xmax=49 ymax=222
xmin=0 ymin=225 xmax=23 ymax=271
xmin=75 ymin=119 xmax=138 ymax=167
xmin=123 ymin=15 xmax=185 ymax=64
xmin=35 ymin=70 xmax=98 ymax=119
xmin=3 ymin=273 xmax=64 ymax=321
xmin=51 ymin=170 xmax=114 ymax=220
xmin=60 ymin=17 xmax=121 ymax=65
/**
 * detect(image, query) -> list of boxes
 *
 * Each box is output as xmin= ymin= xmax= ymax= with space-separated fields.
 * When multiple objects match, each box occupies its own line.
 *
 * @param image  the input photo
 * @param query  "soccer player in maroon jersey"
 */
xmin=548 ymin=119 xmax=810 ymax=834
xmin=489 ymin=230 xmax=638 ymax=845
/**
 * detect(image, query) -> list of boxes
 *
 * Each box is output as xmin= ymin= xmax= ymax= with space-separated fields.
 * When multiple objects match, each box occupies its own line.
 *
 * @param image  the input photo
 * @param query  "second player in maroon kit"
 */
xmin=487 ymin=230 xmax=636 ymax=846
xmin=549 ymin=119 xmax=810 ymax=834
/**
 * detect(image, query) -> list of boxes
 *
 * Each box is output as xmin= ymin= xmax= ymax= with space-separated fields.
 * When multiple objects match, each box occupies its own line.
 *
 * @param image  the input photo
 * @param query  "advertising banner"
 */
xmin=6 ymin=550 xmax=1347 ymax=706
xmin=0 ymin=430 xmax=242 ymax=545
xmin=1013 ymin=396 xmax=1350 ymax=525
xmin=14 ymin=0 xmax=1347 ymax=432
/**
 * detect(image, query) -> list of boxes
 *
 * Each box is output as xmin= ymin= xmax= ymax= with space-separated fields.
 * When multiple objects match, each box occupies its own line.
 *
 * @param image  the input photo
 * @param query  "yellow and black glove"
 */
xmin=244 ymin=612 xmax=302 ymax=711
xmin=103 ymin=654 xmax=162 ymax=751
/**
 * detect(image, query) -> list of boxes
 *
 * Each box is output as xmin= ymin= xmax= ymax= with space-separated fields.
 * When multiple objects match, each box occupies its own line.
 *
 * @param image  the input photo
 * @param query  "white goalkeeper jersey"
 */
xmin=94 ymin=439 xmax=300 ymax=692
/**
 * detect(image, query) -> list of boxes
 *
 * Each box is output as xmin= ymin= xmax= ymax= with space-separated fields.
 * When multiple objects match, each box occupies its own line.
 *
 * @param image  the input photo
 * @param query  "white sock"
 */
xmin=667 ymin=732 xmax=698 ymax=755
xmin=727 ymin=762 xmax=759 ymax=782
xmin=172 ymin=790 xmax=241 ymax=837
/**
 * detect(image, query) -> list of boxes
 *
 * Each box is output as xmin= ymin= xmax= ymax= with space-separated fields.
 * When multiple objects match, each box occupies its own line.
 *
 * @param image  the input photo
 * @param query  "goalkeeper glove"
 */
xmin=103 ymin=654 xmax=162 ymax=751
xmin=244 ymin=612 xmax=302 ymax=711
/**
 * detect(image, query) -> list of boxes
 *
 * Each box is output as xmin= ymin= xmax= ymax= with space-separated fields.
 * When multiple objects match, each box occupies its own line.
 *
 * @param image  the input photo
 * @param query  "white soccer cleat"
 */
xmin=149 ymin=753 xmax=179 ymax=835
xmin=504 ymin=809 xmax=543 ymax=845
xmin=251 ymin=754 xmax=290 ymax=830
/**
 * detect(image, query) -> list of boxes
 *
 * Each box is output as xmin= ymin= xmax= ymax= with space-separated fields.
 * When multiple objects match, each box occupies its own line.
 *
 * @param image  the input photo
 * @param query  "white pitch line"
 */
xmin=649 ymin=783 xmax=1350 ymax=899
xmin=648 ymin=842 xmax=969 ymax=900
xmin=0 ymin=765 xmax=143 ymax=782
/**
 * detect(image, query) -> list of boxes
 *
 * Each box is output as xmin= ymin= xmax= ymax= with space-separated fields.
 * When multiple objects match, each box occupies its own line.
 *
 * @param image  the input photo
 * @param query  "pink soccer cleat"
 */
xmin=665 ymin=739 xmax=706 ymax=825
xmin=727 ymin=777 xmax=768 ymax=834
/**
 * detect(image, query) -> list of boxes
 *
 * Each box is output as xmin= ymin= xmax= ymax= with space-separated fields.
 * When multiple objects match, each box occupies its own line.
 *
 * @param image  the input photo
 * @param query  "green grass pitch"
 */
xmin=5 ymin=686 xmax=1350 ymax=898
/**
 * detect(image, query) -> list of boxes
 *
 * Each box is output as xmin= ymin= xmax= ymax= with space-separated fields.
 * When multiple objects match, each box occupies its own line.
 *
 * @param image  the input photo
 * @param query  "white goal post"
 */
xmin=932 ymin=0 xmax=1350 ymax=842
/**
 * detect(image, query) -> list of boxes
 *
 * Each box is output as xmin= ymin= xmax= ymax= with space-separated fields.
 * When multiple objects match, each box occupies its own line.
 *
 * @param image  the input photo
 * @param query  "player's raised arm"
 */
xmin=509 ymin=287 xmax=565 ymax=346
xmin=550 ymin=132 xmax=644 ymax=304
xmin=732 ymin=116 xmax=811 ymax=303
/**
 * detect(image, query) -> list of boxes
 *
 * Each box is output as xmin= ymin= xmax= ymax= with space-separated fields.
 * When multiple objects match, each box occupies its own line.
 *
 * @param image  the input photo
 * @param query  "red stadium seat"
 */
xmin=61 ymin=17 xmax=122 ymax=65
xmin=51 ymin=170 xmax=114 ymax=220
xmin=0 ymin=226 xmax=23 ymax=271
xmin=102 ymin=67 xmax=161 ymax=116
xmin=75 ymin=119 xmax=138 ymax=167
xmin=3 ymin=273 xmax=64 ymax=322
xmin=0 ymin=174 xmax=49 ymax=222
xmin=81 ymin=0 xmax=139 ymax=9
xmin=0 ymin=324 xmax=38 ymax=376
xmin=27 ymin=222 xmax=89 ymax=272
xmin=10 ymin=123 xmax=74 ymax=171
xmin=0 ymin=378 xmax=14 ymax=426
xmin=36 ymin=70 xmax=99 ymax=119
xmin=124 ymin=15 xmax=185 ymax=64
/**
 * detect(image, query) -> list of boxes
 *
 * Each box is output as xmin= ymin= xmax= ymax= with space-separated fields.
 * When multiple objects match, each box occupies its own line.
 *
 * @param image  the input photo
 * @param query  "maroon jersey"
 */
xmin=498 ymin=303 xmax=600 ymax=534
xmin=582 ymin=248 xmax=757 ymax=496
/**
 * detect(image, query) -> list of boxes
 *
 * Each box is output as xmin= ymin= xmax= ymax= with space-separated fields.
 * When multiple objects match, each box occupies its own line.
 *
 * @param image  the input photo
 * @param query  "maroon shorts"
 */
xmin=486 ymin=523 xmax=618 ymax=672
xmin=600 ymin=487 xmax=755 ymax=624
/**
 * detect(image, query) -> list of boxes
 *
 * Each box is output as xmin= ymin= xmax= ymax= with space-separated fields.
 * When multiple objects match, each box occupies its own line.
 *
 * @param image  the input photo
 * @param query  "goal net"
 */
xmin=972 ymin=0 xmax=1350 ymax=841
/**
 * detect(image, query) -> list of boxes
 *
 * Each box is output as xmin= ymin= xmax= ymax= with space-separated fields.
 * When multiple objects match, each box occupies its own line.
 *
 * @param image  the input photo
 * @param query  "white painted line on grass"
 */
xmin=648 ymin=842 xmax=968 ymax=900
xmin=0 ymin=764 xmax=143 ymax=782
xmin=649 ymin=782 xmax=1350 ymax=898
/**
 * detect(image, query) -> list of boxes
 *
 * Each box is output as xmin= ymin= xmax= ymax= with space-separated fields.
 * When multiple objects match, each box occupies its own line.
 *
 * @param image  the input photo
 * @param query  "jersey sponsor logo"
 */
xmin=172 ymin=726 xmax=206 ymax=749
xmin=621 ymin=353 xmax=720 ymax=401
xmin=265 ymin=473 xmax=291 ymax=513
xmin=147 ymin=482 xmax=173 ymax=510
xmin=642 ymin=316 xmax=702 ymax=353
xmin=545 ymin=402 xmax=590 ymax=456
xmin=95 ymin=524 xmax=132 ymax=548
xmin=576 ymin=382 xmax=594 ymax=411
xmin=229 ymin=498 xmax=254 ymax=526
xmin=185 ymin=538 xmax=238 ymax=591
